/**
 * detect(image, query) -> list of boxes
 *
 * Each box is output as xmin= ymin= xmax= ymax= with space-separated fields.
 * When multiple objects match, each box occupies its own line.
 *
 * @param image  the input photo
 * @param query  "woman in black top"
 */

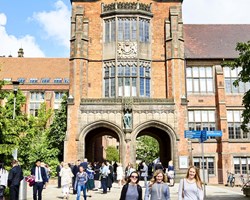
xmin=120 ymin=171 xmax=142 ymax=200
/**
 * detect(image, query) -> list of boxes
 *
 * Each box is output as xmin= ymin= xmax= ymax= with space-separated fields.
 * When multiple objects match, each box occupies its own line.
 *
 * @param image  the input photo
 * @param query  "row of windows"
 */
xmin=104 ymin=62 xmax=151 ymax=97
xmin=104 ymin=17 xmax=150 ymax=43
xmin=193 ymin=156 xmax=250 ymax=176
xmin=193 ymin=157 xmax=215 ymax=175
xmin=186 ymin=66 xmax=250 ymax=94
xmin=3 ymin=78 xmax=69 ymax=84
xmin=234 ymin=157 xmax=250 ymax=175
xmin=188 ymin=110 xmax=250 ymax=140
xmin=29 ymin=92 xmax=66 ymax=116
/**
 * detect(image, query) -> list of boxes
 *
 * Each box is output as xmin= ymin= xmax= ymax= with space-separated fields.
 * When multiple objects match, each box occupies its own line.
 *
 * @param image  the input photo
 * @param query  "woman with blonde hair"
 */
xmin=178 ymin=166 xmax=203 ymax=200
xmin=60 ymin=162 xmax=74 ymax=199
xmin=144 ymin=169 xmax=170 ymax=200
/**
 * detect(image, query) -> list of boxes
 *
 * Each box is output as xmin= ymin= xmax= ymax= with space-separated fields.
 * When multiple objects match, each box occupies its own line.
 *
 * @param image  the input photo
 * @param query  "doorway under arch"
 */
xmin=85 ymin=127 xmax=120 ymax=162
xmin=136 ymin=127 xmax=172 ymax=167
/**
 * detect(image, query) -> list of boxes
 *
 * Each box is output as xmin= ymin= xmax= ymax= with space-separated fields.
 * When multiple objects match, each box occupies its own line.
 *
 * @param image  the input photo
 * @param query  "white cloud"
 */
xmin=0 ymin=13 xmax=45 ymax=57
xmin=183 ymin=0 xmax=250 ymax=24
xmin=32 ymin=0 xmax=71 ymax=49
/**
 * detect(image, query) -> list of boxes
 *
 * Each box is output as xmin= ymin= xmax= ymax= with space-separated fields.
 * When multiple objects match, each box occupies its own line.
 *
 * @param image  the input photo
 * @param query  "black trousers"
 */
xmin=57 ymin=176 xmax=61 ymax=188
xmin=33 ymin=182 xmax=44 ymax=200
xmin=9 ymin=185 xmax=19 ymax=200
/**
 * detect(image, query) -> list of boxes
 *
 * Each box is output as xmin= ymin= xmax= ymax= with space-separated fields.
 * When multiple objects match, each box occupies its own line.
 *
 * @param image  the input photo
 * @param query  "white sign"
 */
xmin=179 ymin=156 xmax=189 ymax=169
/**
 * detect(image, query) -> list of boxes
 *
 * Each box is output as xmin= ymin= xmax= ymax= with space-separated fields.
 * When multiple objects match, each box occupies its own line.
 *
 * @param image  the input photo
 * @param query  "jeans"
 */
xmin=77 ymin=184 xmax=87 ymax=200
xmin=101 ymin=177 xmax=108 ymax=193
xmin=143 ymin=176 xmax=148 ymax=187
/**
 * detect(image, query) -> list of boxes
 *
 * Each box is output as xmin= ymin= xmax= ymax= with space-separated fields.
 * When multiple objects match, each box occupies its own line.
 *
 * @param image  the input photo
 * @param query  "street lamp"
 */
xmin=12 ymin=81 xmax=19 ymax=120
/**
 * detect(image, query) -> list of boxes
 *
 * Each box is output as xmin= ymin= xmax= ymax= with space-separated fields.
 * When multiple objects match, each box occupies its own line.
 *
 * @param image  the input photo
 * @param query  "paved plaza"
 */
xmin=24 ymin=180 xmax=248 ymax=200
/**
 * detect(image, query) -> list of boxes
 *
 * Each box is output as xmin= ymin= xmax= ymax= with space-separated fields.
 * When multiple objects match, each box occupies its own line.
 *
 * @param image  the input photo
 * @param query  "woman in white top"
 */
xmin=60 ymin=163 xmax=74 ymax=199
xmin=178 ymin=166 xmax=203 ymax=200
xmin=116 ymin=163 xmax=123 ymax=187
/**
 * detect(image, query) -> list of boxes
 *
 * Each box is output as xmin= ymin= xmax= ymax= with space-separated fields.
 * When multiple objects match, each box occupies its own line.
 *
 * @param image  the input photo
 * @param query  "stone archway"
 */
xmin=77 ymin=120 xmax=126 ymax=164
xmin=132 ymin=120 xmax=178 ymax=168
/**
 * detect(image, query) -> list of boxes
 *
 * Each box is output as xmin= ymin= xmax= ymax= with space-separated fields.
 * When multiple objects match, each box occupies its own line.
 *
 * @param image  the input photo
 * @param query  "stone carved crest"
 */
xmin=117 ymin=42 xmax=137 ymax=58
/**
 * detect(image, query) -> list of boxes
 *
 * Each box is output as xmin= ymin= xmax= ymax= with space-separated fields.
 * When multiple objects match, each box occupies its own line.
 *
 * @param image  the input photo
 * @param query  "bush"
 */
xmin=105 ymin=146 xmax=119 ymax=162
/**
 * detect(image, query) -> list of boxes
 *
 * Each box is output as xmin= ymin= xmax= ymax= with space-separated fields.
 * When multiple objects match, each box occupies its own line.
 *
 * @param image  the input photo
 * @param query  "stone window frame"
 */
xmin=223 ymin=66 xmax=250 ymax=94
xmin=188 ymin=110 xmax=216 ymax=132
xmin=103 ymin=60 xmax=151 ymax=98
xmin=17 ymin=78 xmax=25 ymax=83
xmin=103 ymin=16 xmax=151 ymax=44
xmin=233 ymin=157 xmax=250 ymax=175
xmin=41 ymin=78 xmax=50 ymax=84
xmin=186 ymin=66 xmax=214 ymax=93
xmin=29 ymin=91 xmax=45 ymax=116
xmin=29 ymin=78 xmax=38 ymax=83
xmin=193 ymin=157 xmax=215 ymax=175
xmin=227 ymin=110 xmax=249 ymax=140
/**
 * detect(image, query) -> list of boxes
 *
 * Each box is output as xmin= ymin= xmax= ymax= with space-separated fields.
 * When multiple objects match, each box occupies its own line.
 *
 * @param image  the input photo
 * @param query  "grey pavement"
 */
xmin=25 ymin=181 xmax=248 ymax=200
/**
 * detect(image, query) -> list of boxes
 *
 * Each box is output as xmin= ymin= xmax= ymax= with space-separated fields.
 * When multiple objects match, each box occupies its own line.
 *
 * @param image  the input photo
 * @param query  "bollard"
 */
xmin=19 ymin=178 xmax=27 ymax=200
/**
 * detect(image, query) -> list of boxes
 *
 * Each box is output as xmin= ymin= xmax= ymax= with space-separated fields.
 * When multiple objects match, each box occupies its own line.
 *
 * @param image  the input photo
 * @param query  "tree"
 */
xmin=47 ymin=95 xmax=68 ymax=161
xmin=223 ymin=41 xmax=250 ymax=131
xmin=105 ymin=146 xmax=119 ymax=162
xmin=136 ymin=136 xmax=159 ymax=163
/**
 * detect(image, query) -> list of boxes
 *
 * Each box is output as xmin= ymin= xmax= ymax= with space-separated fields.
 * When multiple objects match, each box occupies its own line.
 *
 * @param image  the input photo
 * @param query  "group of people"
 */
xmin=120 ymin=165 xmax=204 ymax=200
xmin=0 ymin=159 xmax=49 ymax=200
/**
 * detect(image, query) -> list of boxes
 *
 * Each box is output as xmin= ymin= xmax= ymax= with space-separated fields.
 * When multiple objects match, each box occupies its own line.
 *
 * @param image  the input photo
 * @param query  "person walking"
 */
xmin=100 ymin=162 xmax=109 ymax=194
xmin=31 ymin=159 xmax=48 ymax=200
xmin=116 ymin=163 xmax=123 ymax=187
xmin=178 ymin=166 xmax=203 ymax=200
xmin=7 ymin=160 xmax=23 ymax=200
xmin=119 ymin=171 xmax=142 ymax=200
xmin=72 ymin=160 xmax=81 ymax=194
xmin=86 ymin=163 xmax=95 ymax=197
xmin=107 ymin=161 xmax=113 ymax=191
xmin=167 ymin=160 xmax=175 ymax=186
xmin=60 ymin=163 xmax=74 ymax=199
xmin=56 ymin=162 xmax=64 ymax=188
xmin=144 ymin=169 xmax=170 ymax=200
xmin=74 ymin=166 xmax=88 ymax=200
xmin=0 ymin=162 xmax=8 ymax=200
xmin=140 ymin=162 xmax=148 ymax=188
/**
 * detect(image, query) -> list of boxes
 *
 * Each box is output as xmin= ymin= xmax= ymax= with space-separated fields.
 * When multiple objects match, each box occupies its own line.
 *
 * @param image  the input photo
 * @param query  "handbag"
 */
xmin=25 ymin=175 xmax=36 ymax=187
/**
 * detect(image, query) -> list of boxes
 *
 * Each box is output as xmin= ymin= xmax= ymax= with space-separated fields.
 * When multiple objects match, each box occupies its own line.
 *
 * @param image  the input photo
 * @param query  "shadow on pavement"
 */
xmin=206 ymin=195 xmax=247 ymax=199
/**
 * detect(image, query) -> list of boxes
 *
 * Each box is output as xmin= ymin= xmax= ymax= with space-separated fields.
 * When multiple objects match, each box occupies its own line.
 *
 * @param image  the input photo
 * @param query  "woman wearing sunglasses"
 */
xmin=144 ymin=169 xmax=170 ymax=200
xmin=120 ymin=171 xmax=142 ymax=200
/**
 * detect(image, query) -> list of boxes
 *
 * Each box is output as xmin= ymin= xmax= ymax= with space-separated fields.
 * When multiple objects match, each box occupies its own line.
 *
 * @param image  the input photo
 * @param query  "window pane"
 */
xmin=194 ymin=111 xmax=201 ymax=122
xmin=118 ymin=19 xmax=123 ymax=41
xmin=105 ymin=79 xmax=109 ymax=97
xmin=146 ymin=78 xmax=150 ymax=97
xmin=188 ymin=111 xmax=194 ymax=122
xmin=207 ymin=79 xmax=213 ymax=92
xmin=118 ymin=65 xmax=124 ymax=76
xmin=105 ymin=20 xmax=110 ymax=42
xmin=225 ymin=79 xmax=231 ymax=93
xmin=224 ymin=67 xmax=230 ymax=77
xmin=124 ymin=20 xmax=130 ymax=40
xmin=132 ymin=65 xmax=137 ymax=76
xmin=145 ymin=21 xmax=149 ymax=42
xmin=234 ymin=111 xmax=241 ymax=122
xmin=200 ymin=79 xmax=206 ymax=92
xmin=187 ymin=79 xmax=193 ymax=92
xmin=125 ymin=65 xmax=130 ymax=76
xmin=125 ymin=78 xmax=130 ymax=96
xmin=208 ymin=111 xmax=215 ymax=122
xmin=186 ymin=67 xmax=192 ymax=77
xmin=231 ymin=68 xmax=237 ymax=77
xmin=193 ymin=79 xmax=199 ymax=92
xmin=140 ymin=77 xmax=144 ymax=96
xmin=202 ymin=111 xmax=208 ymax=122
xmin=132 ymin=20 xmax=137 ymax=41
xmin=118 ymin=78 xmax=123 ymax=97
xmin=132 ymin=78 xmax=136 ymax=96
xmin=206 ymin=67 xmax=213 ymax=77
xmin=199 ymin=67 xmax=205 ymax=77
xmin=111 ymin=78 xmax=115 ymax=97
xmin=111 ymin=19 xmax=116 ymax=41
xmin=193 ymin=67 xmax=199 ymax=77
xmin=227 ymin=111 xmax=233 ymax=122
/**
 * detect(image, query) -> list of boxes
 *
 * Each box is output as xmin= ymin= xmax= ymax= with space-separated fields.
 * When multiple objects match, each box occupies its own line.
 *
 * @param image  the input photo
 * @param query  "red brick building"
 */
xmin=0 ymin=0 xmax=250 ymax=184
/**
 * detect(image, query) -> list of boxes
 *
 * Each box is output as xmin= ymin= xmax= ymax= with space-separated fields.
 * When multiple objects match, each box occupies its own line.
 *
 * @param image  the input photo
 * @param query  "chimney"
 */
xmin=18 ymin=48 xmax=24 ymax=57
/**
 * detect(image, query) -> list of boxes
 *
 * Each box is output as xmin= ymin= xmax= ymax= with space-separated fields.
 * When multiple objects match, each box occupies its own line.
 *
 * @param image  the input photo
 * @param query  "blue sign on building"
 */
xmin=206 ymin=130 xmax=222 ymax=137
xmin=184 ymin=130 xmax=201 ymax=139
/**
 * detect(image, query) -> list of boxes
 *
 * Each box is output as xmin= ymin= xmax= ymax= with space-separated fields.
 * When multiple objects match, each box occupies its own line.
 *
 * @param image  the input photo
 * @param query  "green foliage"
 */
xmin=47 ymin=95 xmax=68 ymax=161
xmin=105 ymin=146 xmax=119 ymax=162
xmin=223 ymin=41 xmax=250 ymax=131
xmin=136 ymin=136 xmax=159 ymax=163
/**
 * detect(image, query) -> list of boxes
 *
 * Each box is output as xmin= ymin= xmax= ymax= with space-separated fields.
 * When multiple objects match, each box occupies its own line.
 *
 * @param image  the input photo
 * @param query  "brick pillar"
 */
xmin=215 ymin=65 xmax=229 ymax=184
xmin=165 ymin=6 xmax=187 ymax=170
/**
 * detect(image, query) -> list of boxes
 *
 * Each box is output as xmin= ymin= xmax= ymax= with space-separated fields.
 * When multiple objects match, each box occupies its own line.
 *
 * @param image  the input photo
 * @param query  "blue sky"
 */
xmin=0 ymin=0 xmax=250 ymax=58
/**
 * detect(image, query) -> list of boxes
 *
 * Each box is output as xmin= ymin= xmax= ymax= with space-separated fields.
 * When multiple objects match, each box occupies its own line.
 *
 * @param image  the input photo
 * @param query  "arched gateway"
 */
xmin=76 ymin=119 xmax=178 ymax=169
